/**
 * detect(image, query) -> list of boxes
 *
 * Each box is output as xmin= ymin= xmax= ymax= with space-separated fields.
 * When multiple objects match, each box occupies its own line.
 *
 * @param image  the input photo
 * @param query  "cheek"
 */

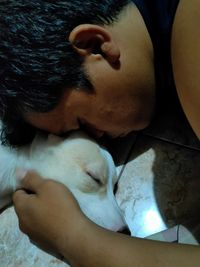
xmin=76 ymin=89 xmax=135 ymax=132
xmin=95 ymin=102 xmax=133 ymax=127
xmin=67 ymin=91 xmax=95 ymax=117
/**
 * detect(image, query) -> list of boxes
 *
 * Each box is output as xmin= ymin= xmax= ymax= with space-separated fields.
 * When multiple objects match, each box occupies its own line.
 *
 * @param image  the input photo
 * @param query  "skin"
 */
xmin=171 ymin=0 xmax=200 ymax=139
xmin=25 ymin=4 xmax=155 ymax=138
xmin=13 ymin=0 xmax=200 ymax=266
xmin=13 ymin=172 xmax=200 ymax=267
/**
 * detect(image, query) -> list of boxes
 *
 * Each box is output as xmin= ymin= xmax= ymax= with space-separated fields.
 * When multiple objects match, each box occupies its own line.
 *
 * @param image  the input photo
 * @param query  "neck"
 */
xmin=105 ymin=2 xmax=155 ymax=97
xmin=106 ymin=2 xmax=153 ymax=61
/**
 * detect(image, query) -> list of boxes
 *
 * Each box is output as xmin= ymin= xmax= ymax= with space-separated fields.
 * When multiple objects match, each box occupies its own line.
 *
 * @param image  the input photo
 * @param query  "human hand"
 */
xmin=13 ymin=171 xmax=87 ymax=258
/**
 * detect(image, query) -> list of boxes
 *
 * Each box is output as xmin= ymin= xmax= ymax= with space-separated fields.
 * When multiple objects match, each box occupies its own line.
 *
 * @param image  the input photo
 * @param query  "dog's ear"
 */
xmin=30 ymin=133 xmax=62 ymax=152
xmin=0 ymin=144 xmax=18 ymax=209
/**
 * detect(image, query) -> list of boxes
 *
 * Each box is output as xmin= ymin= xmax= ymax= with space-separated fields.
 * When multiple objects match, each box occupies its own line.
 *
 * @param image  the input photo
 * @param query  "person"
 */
xmin=0 ymin=0 xmax=200 ymax=266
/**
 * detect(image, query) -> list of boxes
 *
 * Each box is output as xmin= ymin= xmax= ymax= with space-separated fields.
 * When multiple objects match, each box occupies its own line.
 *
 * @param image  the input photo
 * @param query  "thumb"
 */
xmin=13 ymin=189 xmax=29 ymax=204
xmin=20 ymin=171 xmax=45 ymax=194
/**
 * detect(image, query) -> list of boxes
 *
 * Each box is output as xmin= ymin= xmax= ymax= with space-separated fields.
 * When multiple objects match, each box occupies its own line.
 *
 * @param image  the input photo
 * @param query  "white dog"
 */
xmin=0 ymin=131 xmax=127 ymax=266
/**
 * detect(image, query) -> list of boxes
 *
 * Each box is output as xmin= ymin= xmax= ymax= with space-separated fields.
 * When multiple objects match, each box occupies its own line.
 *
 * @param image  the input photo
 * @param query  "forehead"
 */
xmin=24 ymin=91 xmax=71 ymax=134
xmin=25 ymin=110 xmax=65 ymax=135
xmin=31 ymin=132 xmax=109 ymax=181
xmin=24 ymin=88 xmax=93 ymax=134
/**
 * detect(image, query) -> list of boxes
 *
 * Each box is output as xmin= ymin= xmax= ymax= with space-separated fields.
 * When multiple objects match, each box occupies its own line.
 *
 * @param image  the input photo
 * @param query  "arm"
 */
xmin=13 ymin=172 xmax=200 ymax=267
xmin=65 ymin=217 xmax=200 ymax=267
xmin=171 ymin=0 xmax=200 ymax=139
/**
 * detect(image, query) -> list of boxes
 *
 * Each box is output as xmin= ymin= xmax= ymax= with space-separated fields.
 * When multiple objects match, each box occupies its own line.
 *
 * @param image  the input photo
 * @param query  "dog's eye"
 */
xmin=92 ymin=177 xmax=102 ymax=186
xmin=86 ymin=171 xmax=103 ymax=186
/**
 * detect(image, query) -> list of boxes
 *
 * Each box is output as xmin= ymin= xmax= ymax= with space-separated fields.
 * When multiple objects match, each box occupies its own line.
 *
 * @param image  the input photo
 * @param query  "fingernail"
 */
xmin=15 ymin=168 xmax=28 ymax=181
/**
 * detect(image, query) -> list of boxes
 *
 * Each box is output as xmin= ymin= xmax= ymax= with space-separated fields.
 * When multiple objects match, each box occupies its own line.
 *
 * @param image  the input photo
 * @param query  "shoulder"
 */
xmin=171 ymin=0 xmax=200 ymax=139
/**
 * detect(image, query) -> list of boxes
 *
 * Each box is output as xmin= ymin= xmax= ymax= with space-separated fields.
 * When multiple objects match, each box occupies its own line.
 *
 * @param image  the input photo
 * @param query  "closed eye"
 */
xmin=86 ymin=171 xmax=103 ymax=186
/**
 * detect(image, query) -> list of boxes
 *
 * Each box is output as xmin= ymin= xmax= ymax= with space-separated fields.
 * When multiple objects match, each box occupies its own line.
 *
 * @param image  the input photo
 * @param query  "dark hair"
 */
xmin=0 ymin=0 xmax=129 ymax=146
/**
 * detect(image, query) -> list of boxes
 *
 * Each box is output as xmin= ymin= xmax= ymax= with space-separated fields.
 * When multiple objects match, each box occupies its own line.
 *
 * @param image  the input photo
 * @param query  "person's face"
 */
xmin=26 ymin=54 xmax=155 ymax=139
xmin=26 ymin=7 xmax=156 ymax=139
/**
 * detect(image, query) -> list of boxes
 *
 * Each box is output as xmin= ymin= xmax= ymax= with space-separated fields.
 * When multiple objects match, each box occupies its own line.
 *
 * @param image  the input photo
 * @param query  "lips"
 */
xmin=78 ymin=119 xmax=130 ymax=139
xmin=78 ymin=119 xmax=105 ymax=138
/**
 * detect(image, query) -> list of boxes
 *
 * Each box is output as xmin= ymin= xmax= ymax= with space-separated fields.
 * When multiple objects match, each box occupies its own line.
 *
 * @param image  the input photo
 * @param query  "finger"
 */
xmin=12 ymin=189 xmax=36 ymax=228
xmin=12 ymin=189 xmax=29 ymax=206
xmin=21 ymin=171 xmax=45 ymax=194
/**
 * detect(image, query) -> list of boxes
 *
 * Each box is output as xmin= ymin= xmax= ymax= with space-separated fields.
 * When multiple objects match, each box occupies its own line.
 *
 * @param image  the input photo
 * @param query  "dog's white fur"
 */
xmin=0 ymin=131 xmax=126 ymax=266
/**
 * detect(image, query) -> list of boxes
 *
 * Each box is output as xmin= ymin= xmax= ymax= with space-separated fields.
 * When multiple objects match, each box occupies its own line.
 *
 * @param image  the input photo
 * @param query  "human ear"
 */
xmin=69 ymin=24 xmax=120 ymax=64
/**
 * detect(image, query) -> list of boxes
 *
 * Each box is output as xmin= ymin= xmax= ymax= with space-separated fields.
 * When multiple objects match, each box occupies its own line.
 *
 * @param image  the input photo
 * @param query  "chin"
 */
xmin=134 ymin=114 xmax=153 ymax=131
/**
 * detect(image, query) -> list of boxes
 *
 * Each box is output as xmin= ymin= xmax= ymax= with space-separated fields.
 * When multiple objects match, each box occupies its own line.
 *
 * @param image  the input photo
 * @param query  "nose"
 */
xmin=117 ymin=226 xmax=131 ymax=236
xmin=78 ymin=119 xmax=105 ymax=139
xmin=71 ymin=118 xmax=81 ymax=131
xmin=61 ymin=119 xmax=80 ymax=135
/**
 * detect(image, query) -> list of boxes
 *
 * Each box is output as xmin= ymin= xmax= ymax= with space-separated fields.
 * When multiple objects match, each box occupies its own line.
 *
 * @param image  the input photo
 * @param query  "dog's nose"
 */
xmin=117 ymin=226 xmax=131 ymax=236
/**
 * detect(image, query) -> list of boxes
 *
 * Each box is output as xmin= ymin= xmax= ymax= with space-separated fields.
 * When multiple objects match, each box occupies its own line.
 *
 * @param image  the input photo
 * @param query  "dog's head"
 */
xmin=16 ymin=131 xmax=126 ymax=232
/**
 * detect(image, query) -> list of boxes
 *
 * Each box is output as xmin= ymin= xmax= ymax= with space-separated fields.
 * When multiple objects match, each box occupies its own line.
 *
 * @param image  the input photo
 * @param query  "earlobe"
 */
xmin=69 ymin=24 xmax=120 ymax=63
xmin=101 ymin=41 xmax=120 ymax=63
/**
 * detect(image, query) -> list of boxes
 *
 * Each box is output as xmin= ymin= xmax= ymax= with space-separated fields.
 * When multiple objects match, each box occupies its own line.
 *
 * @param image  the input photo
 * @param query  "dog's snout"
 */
xmin=117 ymin=226 xmax=131 ymax=236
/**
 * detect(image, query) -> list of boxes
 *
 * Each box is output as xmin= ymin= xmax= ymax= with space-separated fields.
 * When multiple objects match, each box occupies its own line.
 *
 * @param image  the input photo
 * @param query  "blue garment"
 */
xmin=131 ymin=0 xmax=180 ymax=104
